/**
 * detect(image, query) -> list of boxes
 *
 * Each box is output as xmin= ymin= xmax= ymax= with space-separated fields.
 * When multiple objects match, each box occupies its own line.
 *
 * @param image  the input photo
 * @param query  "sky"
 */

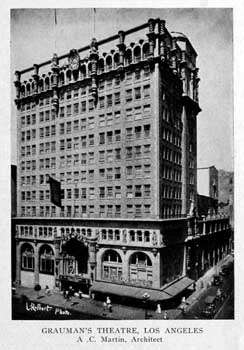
xmin=11 ymin=8 xmax=233 ymax=171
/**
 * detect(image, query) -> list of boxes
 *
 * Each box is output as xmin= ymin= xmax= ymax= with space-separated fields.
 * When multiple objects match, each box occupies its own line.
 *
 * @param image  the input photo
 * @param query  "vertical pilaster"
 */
xmin=51 ymin=53 xmax=59 ymax=114
xmin=117 ymin=31 xmax=126 ymax=70
xmin=16 ymin=240 xmax=21 ymax=284
xmin=34 ymin=244 xmax=39 ymax=286
xmin=147 ymin=18 xmax=156 ymax=60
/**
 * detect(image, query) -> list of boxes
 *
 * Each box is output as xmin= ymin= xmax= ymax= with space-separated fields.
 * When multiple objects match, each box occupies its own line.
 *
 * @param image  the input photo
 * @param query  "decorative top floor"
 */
xmin=14 ymin=17 xmax=200 ymax=105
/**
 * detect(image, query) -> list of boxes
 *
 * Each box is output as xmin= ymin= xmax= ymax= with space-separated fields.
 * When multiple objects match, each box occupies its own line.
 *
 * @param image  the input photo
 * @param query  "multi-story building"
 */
xmin=13 ymin=18 xmax=231 ymax=305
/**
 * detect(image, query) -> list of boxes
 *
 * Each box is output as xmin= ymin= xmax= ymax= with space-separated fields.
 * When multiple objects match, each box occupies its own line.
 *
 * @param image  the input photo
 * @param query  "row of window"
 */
xmin=20 ymin=204 xmax=152 ymax=218
xmin=162 ymin=146 xmax=182 ymax=165
xmin=21 ymin=129 xmax=36 ymax=142
xmin=19 ymin=64 xmax=151 ymax=100
xmin=21 ymin=114 xmax=37 ymax=127
xmin=162 ymin=185 xmax=182 ymax=200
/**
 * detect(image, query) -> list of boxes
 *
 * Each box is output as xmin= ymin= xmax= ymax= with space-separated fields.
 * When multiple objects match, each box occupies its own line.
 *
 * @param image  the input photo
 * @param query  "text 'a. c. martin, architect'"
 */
xmin=13 ymin=18 xmax=232 ymax=306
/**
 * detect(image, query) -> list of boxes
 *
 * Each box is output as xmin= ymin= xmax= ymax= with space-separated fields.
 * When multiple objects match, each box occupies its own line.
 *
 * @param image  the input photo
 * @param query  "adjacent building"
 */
xmin=13 ymin=18 xmax=231 ymax=305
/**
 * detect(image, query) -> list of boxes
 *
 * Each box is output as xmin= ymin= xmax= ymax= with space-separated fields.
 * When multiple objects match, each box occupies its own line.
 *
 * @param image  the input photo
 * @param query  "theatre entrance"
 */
xmin=59 ymin=238 xmax=90 ymax=294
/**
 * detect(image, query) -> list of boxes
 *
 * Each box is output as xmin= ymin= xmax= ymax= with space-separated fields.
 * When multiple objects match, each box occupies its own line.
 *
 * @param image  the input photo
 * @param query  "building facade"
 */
xmin=13 ymin=18 xmax=231 ymax=303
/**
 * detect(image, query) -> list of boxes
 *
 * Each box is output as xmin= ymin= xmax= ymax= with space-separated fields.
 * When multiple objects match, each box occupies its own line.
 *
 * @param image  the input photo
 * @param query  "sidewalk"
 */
xmin=13 ymin=254 xmax=233 ymax=320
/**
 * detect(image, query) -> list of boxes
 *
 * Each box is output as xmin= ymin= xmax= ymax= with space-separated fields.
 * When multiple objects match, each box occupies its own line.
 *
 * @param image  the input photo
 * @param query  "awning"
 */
xmin=90 ymin=281 xmax=171 ymax=302
xmin=161 ymin=277 xmax=195 ymax=297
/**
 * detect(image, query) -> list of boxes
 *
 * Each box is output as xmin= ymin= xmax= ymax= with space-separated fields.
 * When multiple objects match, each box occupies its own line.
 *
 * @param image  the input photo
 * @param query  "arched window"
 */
xmin=98 ymin=58 xmax=104 ymax=73
xmin=26 ymin=83 xmax=31 ymax=96
xmin=106 ymin=56 xmax=112 ymax=71
xmin=102 ymin=249 xmax=122 ymax=281
xmin=39 ymin=244 xmax=54 ymax=275
xmin=134 ymin=46 xmax=141 ymax=63
xmin=129 ymin=252 xmax=152 ymax=286
xmin=66 ymin=70 xmax=71 ymax=83
xmin=31 ymin=81 xmax=35 ymax=93
xmin=38 ymin=79 xmax=44 ymax=92
xmin=114 ymin=53 xmax=120 ymax=68
xmin=125 ymin=49 xmax=132 ymax=65
xmin=59 ymin=72 xmax=64 ymax=85
xmin=143 ymin=43 xmax=150 ymax=59
xmin=21 ymin=85 xmax=25 ymax=97
xmin=45 ymin=77 xmax=50 ymax=90
xmin=21 ymin=243 xmax=34 ymax=271
xmin=80 ymin=65 xmax=86 ymax=79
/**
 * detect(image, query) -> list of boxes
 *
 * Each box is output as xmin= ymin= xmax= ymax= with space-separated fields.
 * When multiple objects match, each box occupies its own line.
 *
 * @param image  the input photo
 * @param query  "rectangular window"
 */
xmin=107 ymin=168 xmax=113 ymax=181
xmin=81 ymin=135 xmax=87 ymax=147
xmin=107 ymin=113 xmax=113 ymax=126
xmin=107 ymin=205 xmax=113 ymax=217
xmin=126 ymin=128 xmax=133 ymax=141
xmin=135 ymin=145 xmax=142 ymax=158
xmin=127 ymin=205 xmax=133 ymax=217
xmin=125 ymin=89 xmax=132 ymax=102
xmin=107 ymin=95 xmax=112 ymax=107
xmin=80 ymin=118 xmax=86 ymax=131
xmin=144 ymin=204 xmax=151 ymax=214
xmin=135 ymin=185 xmax=142 ymax=198
xmin=73 ymin=154 xmax=79 ymax=166
xmin=99 ymin=80 xmax=104 ymax=90
xmin=134 ymin=106 xmax=142 ymax=120
xmin=144 ymin=184 xmax=151 ymax=197
xmin=115 ymin=130 xmax=121 ymax=142
xmin=99 ymin=150 xmax=105 ymax=163
xmin=144 ymin=144 xmax=151 ymax=155
xmin=107 ymin=186 xmax=113 ymax=198
xmin=114 ymin=92 xmax=120 ymax=105
xmin=115 ymin=205 xmax=121 ymax=217
xmin=144 ymin=124 xmax=151 ymax=138
xmin=99 ymin=132 xmax=105 ymax=145
xmin=99 ymin=187 xmax=105 ymax=199
xmin=126 ymin=147 xmax=133 ymax=159
xmin=89 ymin=134 xmax=94 ymax=146
xmin=73 ymin=103 xmax=79 ymax=114
xmin=81 ymin=101 xmax=86 ymax=113
xmin=126 ymin=108 xmax=133 ymax=122
xmin=81 ymin=188 xmax=87 ymax=199
xmin=135 ymin=125 xmax=142 ymax=139
xmin=99 ymin=168 xmax=105 ymax=180
xmin=81 ymin=86 xmax=86 ymax=95
xmin=135 ymin=165 xmax=142 ymax=178
xmin=135 ymin=204 xmax=142 ymax=217
xmin=115 ymin=148 xmax=121 ymax=160
xmin=143 ymin=84 xmax=150 ymax=98
xmin=66 ymin=139 xmax=72 ymax=150
xmin=126 ymin=185 xmax=133 ymax=198
xmin=134 ymin=87 xmax=141 ymax=100
xmin=66 ymin=122 xmax=72 ymax=134
xmin=45 ymin=110 xmax=50 ymax=122
xmin=114 ymin=167 xmax=121 ymax=180
xmin=115 ymin=186 xmax=121 ymax=199
xmin=66 ymin=105 xmax=72 ymax=116
xmin=107 ymin=150 xmax=113 ymax=162
xmin=60 ymin=106 xmax=65 ymax=118
xmin=144 ymin=164 xmax=151 ymax=177
xmin=88 ymin=152 xmax=94 ymax=164
xmin=126 ymin=166 xmax=133 ymax=178
xmin=99 ymin=205 xmax=105 ymax=217
xmin=73 ymin=88 xmax=79 ymax=98
xmin=51 ymin=125 xmax=56 ymax=136
xmin=107 ymin=131 xmax=113 ymax=144
xmin=81 ymin=153 xmax=87 ymax=165
xmin=99 ymin=96 xmax=105 ymax=109
xmin=88 ymin=169 xmax=94 ymax=181
xmin=143 ymin=104 xmax=151 ymax=117
xmin=99 ymin=114 xmax=105 ymax=127
xmin=89 ymin=99 xmax=94 ymax=111
xmin=88 ymin=116 xmax=94 ymax=129
xmin=73 ymin=137 xmax=79 ymax=149
xmin=135 ymin=69 xmax=141 ymax=80
xmin=73 ymin=120 xmax=79 ymax=132
xmin=81 ymin=171 xmax=86 ymax=182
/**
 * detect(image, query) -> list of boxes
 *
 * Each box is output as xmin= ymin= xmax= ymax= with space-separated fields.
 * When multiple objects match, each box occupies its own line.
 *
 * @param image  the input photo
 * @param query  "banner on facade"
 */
xmin=48 ymin=176 xmax=62 ymax=207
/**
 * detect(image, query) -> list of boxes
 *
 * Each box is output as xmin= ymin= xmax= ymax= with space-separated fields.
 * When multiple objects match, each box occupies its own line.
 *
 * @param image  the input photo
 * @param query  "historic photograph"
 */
xmin=11 ymin=8 xmax=234 ymax=320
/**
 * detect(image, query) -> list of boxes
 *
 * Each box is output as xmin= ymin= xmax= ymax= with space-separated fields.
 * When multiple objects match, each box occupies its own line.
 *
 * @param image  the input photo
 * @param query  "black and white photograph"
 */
xmin=10 ymin=7 xmax=235 ymax=323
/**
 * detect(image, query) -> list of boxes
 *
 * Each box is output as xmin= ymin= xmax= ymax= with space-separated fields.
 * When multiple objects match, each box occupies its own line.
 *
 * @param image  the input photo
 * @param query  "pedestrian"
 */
xmin=156 ymin=304 xmax=162 ymax=314
xmin=65 ymin=290 xmax=69 ymax=301
xmin=63 ymin=289 xmax=66 ymax=299
xmin=45 ymin=285 xmax=51 ymax=296
xmin=163 ymin=311 xmax=168 ymax=320
xmin=78 ymin=290 xmax=82 ymax=299
xmin=106 ymin=296 xmax=111 ymax=306
xmin=108 ymin=303 xmax=113 ymax=313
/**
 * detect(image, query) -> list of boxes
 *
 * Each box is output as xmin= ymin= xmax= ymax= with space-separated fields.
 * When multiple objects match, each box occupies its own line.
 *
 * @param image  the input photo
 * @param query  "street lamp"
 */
xmin=142 ymin=292 xmax=150 ymax=319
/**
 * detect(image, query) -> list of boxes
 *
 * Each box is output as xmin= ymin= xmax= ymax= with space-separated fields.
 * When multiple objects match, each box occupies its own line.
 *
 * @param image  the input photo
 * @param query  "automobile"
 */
xmin=213 ymin=274 xmax=222 ymax=286
xmin=201 ymin=296 xmax=216 ymax=318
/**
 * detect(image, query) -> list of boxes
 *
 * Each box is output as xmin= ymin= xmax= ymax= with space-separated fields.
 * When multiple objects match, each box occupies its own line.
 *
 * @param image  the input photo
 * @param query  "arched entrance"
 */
xmin=129 ymin=252 xmax=153 ymax=287
xmin=60 ymin=238 xmax=89 ymax=293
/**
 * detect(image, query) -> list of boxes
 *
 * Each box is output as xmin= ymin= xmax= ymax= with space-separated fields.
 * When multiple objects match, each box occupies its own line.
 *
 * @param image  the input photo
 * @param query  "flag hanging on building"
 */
xmin=48 ymin=176 xmax=62 ymax=207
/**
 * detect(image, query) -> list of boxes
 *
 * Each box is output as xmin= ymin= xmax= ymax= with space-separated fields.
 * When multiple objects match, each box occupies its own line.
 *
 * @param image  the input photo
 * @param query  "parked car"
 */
xmin=213 ymin=274 xmax=222 ymax=286
xmin=201 ymin=296 xmax=216 ymax=318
